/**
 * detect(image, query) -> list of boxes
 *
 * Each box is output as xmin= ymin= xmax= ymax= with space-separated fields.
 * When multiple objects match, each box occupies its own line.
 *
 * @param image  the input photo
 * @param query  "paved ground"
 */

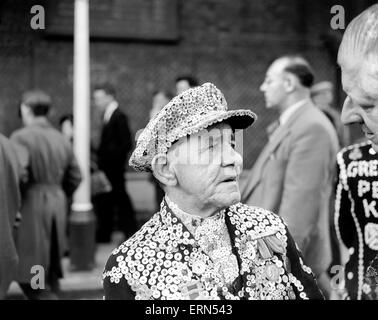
xmin=5 ymin=235 xmax=121 ymax=300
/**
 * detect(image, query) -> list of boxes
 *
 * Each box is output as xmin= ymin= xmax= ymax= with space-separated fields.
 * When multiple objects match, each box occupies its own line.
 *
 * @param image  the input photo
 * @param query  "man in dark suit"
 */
xmin=240 ymin=55 xmax=339 ymax=298
xmin=93 ymin=83 xmax=137 ymax=243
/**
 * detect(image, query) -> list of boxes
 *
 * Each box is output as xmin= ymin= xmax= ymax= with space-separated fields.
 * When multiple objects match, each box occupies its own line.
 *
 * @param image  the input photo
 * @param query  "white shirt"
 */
xmin=103 ymin=101 xmax=118 ymax=124
xmin=279 ymin=98 xmax=309 ymax=126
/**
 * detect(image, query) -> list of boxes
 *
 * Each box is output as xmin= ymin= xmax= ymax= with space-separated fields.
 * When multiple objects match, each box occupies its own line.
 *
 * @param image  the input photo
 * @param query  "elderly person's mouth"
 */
xmin=220 ymin=175 xmax=238 ymax=183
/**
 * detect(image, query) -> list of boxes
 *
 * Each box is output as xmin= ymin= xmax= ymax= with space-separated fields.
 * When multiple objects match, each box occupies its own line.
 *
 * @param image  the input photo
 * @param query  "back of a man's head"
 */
xmin=338 ymin=4 xmax=378 ymax=72
xmin=94 ymin=83 xmax=116 ymax=98
xmin=311 ymin=81 xmax=334 ymax=106
xmin=21 ymin=89 xmax=51 ymax=116
xmin=175 ymin=75 xmax=198 ymax=88
xmin=175 ymin=75 xmax=199 ymax=94
xmin=280 ymin=55 xmax=315 ymax=89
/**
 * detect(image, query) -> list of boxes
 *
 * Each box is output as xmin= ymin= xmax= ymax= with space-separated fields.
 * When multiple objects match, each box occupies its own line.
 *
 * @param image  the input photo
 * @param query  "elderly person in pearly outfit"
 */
xmin=102 ymin=83 xmax=323 ymax=300
xmin=335 ymin=3 xmax=378 ymax=300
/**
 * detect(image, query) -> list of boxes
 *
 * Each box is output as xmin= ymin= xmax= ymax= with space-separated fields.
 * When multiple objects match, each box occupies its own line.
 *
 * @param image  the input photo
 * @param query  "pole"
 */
xmin=70 ymin=0 xmax=96 ymax=271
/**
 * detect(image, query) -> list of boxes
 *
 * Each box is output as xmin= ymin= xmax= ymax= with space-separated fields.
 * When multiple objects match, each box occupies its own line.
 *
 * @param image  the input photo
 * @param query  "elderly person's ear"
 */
xmin=151 ymin=154 xmax=177 ymax=187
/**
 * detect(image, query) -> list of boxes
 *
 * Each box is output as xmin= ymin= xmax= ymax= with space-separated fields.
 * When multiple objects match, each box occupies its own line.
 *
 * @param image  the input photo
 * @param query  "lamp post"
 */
xmin=69 ymin=0 xmax=96 ymax=270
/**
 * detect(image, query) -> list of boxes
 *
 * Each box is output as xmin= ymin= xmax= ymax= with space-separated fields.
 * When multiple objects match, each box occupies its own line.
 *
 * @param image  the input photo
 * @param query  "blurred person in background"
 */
xmin=336 ymin=3 xmax=378 ymax=300
xmin=311 ymin=81 xmax=349 ymax=147
xmin=59 ymin=114 xmax=74 ymax=144
xmin=11 ymin=90 xmax=82 ymax=299
xmin=150 ymin=90 xmax=173 ymax=119
xmin=0 ymin=134 xmax=22 ymax=299
xmin=93 ymin=83 xmax=137 ymax=243
xmin=241 ymin=55 xmax=339 ymax=299
xmin=59 ymin=113 xmax=75 ymax=252
xmin=175 ymin=74 xmax=199 ymax=95
xmin=311 ymin=81 xmax=349 ymax=287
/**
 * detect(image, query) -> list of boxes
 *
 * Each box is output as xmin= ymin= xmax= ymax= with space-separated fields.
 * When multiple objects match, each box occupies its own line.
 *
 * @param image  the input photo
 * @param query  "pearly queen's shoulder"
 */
xmin=228 ymin=203 xmax=288 ymax=238
xmin=107 ymin=212 xmax=162 ymax=259
xmin=102 ymin=211 xmax=173 ymax=290
xmin=338 ymin=140 xmax=373 ymax=160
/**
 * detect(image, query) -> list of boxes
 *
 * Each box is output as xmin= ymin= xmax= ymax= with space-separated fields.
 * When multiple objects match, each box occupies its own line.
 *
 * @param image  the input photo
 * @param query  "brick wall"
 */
xmin=0 ymin=0 xmax=370 ymax=168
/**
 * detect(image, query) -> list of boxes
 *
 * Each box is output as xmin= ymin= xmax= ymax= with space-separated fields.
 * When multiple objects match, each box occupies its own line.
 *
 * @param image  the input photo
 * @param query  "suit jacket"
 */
xmin=241 ymin=101 xmax=339 ymax=276
xmin=97 ymin=107 xmax=132 ymax=180
xmin=335 ymin=140 xmax=378 ymax=299
xmin=102 ymin=200 xmax=323 ymax=300
xmin=0 ymin=135 xmax=21 ymax=298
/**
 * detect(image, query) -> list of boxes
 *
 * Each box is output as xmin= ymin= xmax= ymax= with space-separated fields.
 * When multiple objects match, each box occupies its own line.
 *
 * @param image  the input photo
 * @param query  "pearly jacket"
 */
xmin=102 ymin=200 xmax=323 ymax=300
xmin=335 ymin=140 xmax=378 ymax=299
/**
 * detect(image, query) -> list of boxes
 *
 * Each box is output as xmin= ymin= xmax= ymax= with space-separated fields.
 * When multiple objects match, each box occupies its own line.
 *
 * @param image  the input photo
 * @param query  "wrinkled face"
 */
xmin=260 ymin=59 xmax=288 ymax=109
xmin=93 ymin=89 xmax=113 ymax=113
xmin=168 ymin=123 xmax=243 ymax=211
xmin=339 ymin=53 xmax=378 ymax=151
xmin=176 ymin=80 xmax=191 ymax=95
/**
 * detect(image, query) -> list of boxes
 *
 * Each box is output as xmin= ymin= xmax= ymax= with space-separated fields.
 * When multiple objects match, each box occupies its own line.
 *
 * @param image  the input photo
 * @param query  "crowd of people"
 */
xmin=1 ymin=4 xmax=378 ymax=300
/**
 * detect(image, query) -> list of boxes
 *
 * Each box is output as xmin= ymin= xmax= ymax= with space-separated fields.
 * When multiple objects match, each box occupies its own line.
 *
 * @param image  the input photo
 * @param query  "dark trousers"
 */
xmin=94 ymin=173 xmax=137 ymax=243
xmin=19 ymin=219 xmax=62 ymax=300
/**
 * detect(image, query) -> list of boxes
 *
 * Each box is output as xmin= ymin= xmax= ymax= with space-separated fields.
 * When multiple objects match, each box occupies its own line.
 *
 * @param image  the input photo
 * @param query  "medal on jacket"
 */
xmin=265 ymin=262 xmax=280 ymax=282
xmin=180 ymin=280 xmax=205 ymax=300
xmin=192 ymin=260 xmax=207 ymax=275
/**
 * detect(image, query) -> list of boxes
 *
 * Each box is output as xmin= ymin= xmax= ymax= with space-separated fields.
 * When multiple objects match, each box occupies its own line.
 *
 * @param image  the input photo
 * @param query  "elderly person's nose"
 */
xmin=341 ymin=96 xmax=361 ymax=125
xmin=222 ymin=143 xmax=241 ymax=167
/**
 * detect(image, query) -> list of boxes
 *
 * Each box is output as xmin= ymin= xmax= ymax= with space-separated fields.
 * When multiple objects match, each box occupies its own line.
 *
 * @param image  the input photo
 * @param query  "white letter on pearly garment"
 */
xmin=363 ymin=199 xmax=378 ymax=218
